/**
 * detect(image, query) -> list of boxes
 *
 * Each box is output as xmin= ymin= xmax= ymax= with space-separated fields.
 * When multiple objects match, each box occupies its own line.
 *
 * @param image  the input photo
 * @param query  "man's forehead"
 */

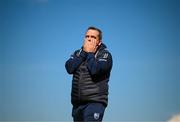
xmin=86 ymin=29 xmax=99 ymax=35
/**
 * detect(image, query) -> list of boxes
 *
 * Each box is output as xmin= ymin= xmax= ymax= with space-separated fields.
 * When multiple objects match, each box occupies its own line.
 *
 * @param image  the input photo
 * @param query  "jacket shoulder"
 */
xmin=97 ymin=48 xmax=112 ymax=58
xmin=73 ymin=49 xmax=82 ymax=57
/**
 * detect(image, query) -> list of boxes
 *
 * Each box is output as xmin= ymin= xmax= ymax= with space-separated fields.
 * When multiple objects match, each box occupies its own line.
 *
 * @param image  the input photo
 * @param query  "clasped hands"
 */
xmin=83 ymin=39 xmax=100 ymax=53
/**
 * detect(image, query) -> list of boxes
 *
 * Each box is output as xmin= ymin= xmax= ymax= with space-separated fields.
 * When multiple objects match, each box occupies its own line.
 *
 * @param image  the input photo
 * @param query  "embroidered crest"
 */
xmin=94 ymin=113 xmax=100 ymax=120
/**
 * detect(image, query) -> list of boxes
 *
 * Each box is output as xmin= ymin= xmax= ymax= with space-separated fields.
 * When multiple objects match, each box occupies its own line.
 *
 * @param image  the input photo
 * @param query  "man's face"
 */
xmin=85 ymin=29 xmax=101 ymax=46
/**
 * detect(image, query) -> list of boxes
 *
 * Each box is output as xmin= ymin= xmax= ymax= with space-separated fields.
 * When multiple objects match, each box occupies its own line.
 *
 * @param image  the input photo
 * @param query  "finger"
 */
xmin=84 ymin=38 xmax=88 ymax=43
xmin=83 ymin=39 xmax=86 ymax=46
xmin=93 ymin=39 xmax=96 ymax=46
xmin=84 ymin=38 xmax=89 ymax=44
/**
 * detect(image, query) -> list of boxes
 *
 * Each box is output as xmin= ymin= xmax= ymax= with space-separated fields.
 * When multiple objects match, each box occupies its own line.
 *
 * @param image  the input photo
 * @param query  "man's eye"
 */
xmin=91 ymin=36 xmax=96 ymax=39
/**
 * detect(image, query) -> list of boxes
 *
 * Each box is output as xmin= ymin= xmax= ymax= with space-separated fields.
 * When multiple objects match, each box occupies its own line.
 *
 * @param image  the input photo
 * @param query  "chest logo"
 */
xmin=94 ymin=113 xmax=100 ymax=120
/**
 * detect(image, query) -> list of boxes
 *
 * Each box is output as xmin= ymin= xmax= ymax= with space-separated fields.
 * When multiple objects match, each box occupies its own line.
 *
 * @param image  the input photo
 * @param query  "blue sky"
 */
xmin=0 ymin=0 xmax=180 ymax=121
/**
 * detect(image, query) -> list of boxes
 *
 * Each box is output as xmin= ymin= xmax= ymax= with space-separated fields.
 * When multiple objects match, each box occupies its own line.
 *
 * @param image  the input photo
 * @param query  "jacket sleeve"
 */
xmin=86 ymin=51 xmax=113 ymax=76
xmin=65 ymin=49 xmax=87 ymax=74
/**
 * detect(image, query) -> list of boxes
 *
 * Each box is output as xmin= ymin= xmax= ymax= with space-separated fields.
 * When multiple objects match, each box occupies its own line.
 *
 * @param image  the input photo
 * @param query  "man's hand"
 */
xmin=83 ymin=39 xmax=98 ymax=53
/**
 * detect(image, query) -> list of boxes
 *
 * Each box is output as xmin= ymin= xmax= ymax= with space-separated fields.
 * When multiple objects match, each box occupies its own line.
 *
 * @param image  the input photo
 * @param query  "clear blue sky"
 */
xmin=0 ymin=0 xmax=180 ymax=121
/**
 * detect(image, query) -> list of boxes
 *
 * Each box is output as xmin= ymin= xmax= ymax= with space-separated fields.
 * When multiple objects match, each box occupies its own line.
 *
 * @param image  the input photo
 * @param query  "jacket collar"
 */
xmin=94 ymin=43 xmax=107 ymax=58
xmin=97 ymin=43 xmax=107 ymax=52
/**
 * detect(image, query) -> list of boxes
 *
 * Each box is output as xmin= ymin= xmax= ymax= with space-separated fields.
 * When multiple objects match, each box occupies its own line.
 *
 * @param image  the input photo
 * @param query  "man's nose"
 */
xmin=87 ymin=37 xmax=91 ymax=42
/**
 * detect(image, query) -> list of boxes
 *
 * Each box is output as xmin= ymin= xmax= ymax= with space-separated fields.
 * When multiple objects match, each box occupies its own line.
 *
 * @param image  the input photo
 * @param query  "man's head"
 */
xmin=85 ymin=26 xmax=102 ymax=46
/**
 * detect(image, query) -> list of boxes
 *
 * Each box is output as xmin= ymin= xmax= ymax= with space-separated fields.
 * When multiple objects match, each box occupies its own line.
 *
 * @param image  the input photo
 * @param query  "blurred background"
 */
xmin=0 ymin=0 xmax=180 ymax=121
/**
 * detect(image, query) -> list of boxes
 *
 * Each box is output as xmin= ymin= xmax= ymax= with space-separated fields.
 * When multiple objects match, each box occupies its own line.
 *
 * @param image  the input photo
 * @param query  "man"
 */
xmin=65 ymin=26 xmax=113 ymax=122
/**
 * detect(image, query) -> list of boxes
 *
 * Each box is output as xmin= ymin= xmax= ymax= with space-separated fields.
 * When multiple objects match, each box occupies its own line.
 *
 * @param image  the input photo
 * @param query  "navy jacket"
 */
xmin=65 ymin=43 xmax=112 ymax=107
